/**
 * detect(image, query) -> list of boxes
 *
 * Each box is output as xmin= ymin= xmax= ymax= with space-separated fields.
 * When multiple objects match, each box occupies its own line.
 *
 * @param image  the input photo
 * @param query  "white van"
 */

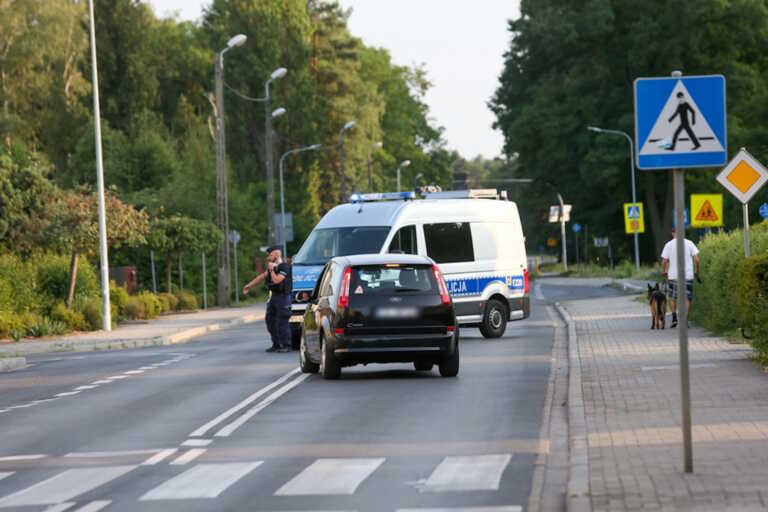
xmin=289 ymin=189 xmax=530 ymax=345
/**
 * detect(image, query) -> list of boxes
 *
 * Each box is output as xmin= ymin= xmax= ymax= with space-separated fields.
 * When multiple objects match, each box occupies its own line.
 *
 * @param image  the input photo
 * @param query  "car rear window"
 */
xmin=350 ymin=265 xmax=437 ymax=295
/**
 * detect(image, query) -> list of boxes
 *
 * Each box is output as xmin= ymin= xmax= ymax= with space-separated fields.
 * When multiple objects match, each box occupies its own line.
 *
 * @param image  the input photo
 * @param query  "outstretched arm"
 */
xmin=668 ymin=110 xmax=679 ymax=123
xmin=242 ymin=271 xmax=268 ymax=295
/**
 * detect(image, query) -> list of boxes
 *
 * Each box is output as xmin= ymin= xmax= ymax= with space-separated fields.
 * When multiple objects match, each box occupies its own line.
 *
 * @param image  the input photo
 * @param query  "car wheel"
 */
xmin=291 ymin=324 xmax=302 ymax=350
xmin=479 ymin=298 xmax=508 ymax=338
xmin=413 ymin=359 xmax=434 ymax=372
xmin=320 ymin=335 xmax=341 ymax=380
xmin=439 ymin=339 xmax=459 ymax=377
xmin=299 ymin=329 xmax=319 ymax=374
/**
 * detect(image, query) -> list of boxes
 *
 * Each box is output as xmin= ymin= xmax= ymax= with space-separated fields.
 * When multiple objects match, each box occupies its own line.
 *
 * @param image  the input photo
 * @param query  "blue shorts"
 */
xmin=667 ymin=280 xmax=693 ymax=301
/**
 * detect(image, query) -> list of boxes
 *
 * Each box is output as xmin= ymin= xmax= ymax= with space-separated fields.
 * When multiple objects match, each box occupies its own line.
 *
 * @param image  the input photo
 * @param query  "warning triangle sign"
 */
xmin=638 ymin=80 xmax=725 ymax=156
xmin=695 ymin=200 xmax=719 ymax=222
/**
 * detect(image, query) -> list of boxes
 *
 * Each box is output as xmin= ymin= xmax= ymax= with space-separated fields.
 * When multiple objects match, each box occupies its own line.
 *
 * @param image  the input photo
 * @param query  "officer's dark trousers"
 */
xmin=266 ymin=293 xmax=291 ymax=349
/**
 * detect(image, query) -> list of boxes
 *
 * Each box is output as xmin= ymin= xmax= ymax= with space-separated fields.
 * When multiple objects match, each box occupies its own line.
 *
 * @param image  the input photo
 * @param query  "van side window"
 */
xmin=424 ymin=222 xmax=475 ymax=263
xmin=388 ymin=225 xmax=418 ymax=255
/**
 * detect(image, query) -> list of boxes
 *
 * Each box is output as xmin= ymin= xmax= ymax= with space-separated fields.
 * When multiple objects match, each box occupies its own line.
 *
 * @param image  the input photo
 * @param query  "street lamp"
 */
xmin=214 ymin=32 xmax=247 ymax=306
xmin=271 ymin=107 xmax=286 ymax=118
xmin=338 ymin=121 xmax=355 ymax=202
xmin=587 ymin=126 xmax=640 ymax=270
xmin=396 ymin=159 xmax=411 ymax=192
xmin=265 ymin=67 xmax=288 ymax=246
xmin=367 ymin=141 xmax=383 ymax=192
xmin=279 ymin=144 xmax=323 ymax=255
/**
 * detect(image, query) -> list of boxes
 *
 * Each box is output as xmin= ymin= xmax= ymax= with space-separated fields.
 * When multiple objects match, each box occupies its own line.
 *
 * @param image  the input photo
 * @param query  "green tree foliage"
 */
xmin=491 ymin=0 xmax=768 ymax=260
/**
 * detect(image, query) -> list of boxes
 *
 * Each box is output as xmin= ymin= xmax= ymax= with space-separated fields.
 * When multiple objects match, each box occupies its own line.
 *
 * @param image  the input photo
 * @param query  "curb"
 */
xmin=0 ymin=313 xmax=265 ymax=359
xmin=554 ymin=302 xmax=591 ymax=512
xmin=0 ymin=357 xmax=27 ymax=372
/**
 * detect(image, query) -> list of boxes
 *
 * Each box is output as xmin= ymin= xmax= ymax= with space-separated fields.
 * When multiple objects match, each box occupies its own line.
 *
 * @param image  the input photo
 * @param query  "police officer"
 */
xmin=242 ymin=245 xmax=293 ymax=353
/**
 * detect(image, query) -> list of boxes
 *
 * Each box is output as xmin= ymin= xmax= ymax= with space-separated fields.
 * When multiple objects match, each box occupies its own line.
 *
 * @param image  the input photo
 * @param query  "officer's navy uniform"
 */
xmin=265 ymin=256 xmax=292 ymax=351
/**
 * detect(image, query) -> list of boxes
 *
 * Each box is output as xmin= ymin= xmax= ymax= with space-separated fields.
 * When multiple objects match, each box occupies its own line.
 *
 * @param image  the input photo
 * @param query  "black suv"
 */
xmin=299 ymin=254 xmax=459 ymax=379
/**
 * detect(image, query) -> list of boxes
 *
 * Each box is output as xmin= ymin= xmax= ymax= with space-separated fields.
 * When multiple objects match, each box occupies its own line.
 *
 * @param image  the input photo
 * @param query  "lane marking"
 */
xmin=141 ymin=449 xmax=178 ymax=466
xmin=0 ymin=473 xmax=13 ymax=482
xmin=170 ymin=449 xmax=207 ymax=466
xmin=64 ymin=449 xmax=165 ymax=459
xmin=54 ymin=392 xmax=81 ymax=398
xmin=398 ymin=508 xmax=522 ymax=512
xmin=140 ymin=462 xmax=262 ymax=500
xmin=0 ymin=465 xmax=134 ymax=507
xmin=73 ymin=501 xmax=111 ymax=512
xmin=181 ymin=439 xmax=212 ymax=447
xmin=534 ymin=283 xmax=545 ymax=301
xmin=0 ymin=455 xmax=46 ymax=462
xmin=421 ymin=454 xmax=512 ymax=492
xmin=215 ymin=373 xmax=310 ymax=438
xmin=91 ymin=380 xmax=112 ymax=385
xmin=138 ymin=366 xmax=156 ymax=370
xmin=42 ymin=504 xmax=75 ymax=512
xmin=123 ymin=370 xmax=144 ymax=375
xmin=275 ymin=458 xmax=385 ymax=496
xmin=106 ymin=376 xmax=127 ymax=380
xmin=190 ymin=367 xmax=301 ymax=437
xmin=73 ymin=386 xmax=98 ymax=391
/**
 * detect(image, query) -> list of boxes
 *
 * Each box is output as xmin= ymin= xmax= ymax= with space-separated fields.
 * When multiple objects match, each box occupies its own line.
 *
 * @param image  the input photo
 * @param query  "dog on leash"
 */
xmin=647 ymin=283 xmax=666 ymax=330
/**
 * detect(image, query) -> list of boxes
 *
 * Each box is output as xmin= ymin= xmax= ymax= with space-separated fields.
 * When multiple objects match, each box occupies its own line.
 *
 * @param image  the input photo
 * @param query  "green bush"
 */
xmin=177 ymin=291 xmax=198 ymax=311
xmin=51 ymin=302 xmax=86 ymax=331
xmin=137 ymin=292 xmax=161 ymax=319
xmin=160 ymin=292 xmax=179 ymax=311
xmin=735 ymin=252 xmax=768 ymax=364
xmin=110 ymin=282 xmax=130 ymax=320
xmin=35 ymin=254 xmax=99 ymax=310
xmin=157 ymin=293 xmax=170 ymax=313
xmin=0 ymin=254 xmax=38 ymax=314
xmin=80 ymin=298 xmax=103 ymax=331
xmin=25 ymin=316 xmax=68 ymax=337
xmin=124 ymin=296 xmax=145 ymax=320
xmin=0 ymin=311 xmax=23 ymax=339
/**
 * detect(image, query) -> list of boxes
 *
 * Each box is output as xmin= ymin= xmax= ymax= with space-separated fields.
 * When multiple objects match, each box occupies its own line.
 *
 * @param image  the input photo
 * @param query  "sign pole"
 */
xmin=202 ymin=253 xmax=207 ymax=309
xmin=743 ymin=203 xmax=751 ymax=257
xmin=557 ymin=193 xmax=567 ymax=272
xmin=674 ymin=168 xmax=693 ymax=473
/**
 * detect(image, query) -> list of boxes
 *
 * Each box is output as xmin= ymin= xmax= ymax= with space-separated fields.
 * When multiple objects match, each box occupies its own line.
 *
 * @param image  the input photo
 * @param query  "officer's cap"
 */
xmin=265 ymin=245 xmax=282 ymax=255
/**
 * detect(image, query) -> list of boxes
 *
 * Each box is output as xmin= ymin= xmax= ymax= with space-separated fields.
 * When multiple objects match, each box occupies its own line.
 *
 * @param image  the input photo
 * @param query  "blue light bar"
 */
xmin=349 ymin=192 xmax=416 ymax=203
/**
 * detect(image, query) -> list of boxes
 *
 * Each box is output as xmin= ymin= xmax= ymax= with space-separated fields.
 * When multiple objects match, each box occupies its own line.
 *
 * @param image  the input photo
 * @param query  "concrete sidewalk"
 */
xmin=0 ymin=304 xmax=266 ymax=364
xmin=560 ymin=294 xmax=768 ymax=511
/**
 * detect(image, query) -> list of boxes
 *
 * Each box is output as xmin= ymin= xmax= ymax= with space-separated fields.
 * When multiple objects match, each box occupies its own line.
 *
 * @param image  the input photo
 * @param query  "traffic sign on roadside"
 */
xmin=548 ymin=205 xmax=571 ymax=223
xmin=634 ymin=75 xmax=727 ymax=169
xmin=623 ymin=202 xmax=645 ymax=234
xmin=572 ymin=223 xmax=581 ymax=233
xmin=690 ymin=194 xmax=723 ymax=228
xmin=593 ymin=237 xmax=609 ymax=247
xmin=716 ymin=148 xmax=768 ymax=204
xmin=760 ymin=203 xmax=768 ymax=220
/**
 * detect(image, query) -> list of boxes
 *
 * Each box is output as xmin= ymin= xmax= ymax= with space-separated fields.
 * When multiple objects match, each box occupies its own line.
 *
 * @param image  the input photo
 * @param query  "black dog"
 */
xmin=647 ymin=283 xmax=666 ymax=330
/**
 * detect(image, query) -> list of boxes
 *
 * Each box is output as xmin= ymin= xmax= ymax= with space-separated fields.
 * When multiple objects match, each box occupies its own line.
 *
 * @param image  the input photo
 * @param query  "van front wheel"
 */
xmin=479 ymin=298 xmax=508 ymax=338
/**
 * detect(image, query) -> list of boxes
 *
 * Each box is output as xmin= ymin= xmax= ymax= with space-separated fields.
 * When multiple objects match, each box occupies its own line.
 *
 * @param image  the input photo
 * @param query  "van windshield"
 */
xmin=292 ymin=227 xmax=391 ymax=265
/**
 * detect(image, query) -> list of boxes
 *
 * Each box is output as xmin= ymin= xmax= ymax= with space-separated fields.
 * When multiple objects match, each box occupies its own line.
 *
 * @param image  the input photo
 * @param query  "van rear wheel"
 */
xmin=479 ymin=298 xmax=508 ymax=338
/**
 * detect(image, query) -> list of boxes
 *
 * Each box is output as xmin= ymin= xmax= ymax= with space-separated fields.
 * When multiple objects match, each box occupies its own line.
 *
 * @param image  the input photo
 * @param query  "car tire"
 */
xmin=439 ymin=339 xmax=459 ymax=377
xmin=413 ymin=359 xmax=434 ymax=372
xmin=291 ymin=324 xmax=302 ymax=350
xmin=320 ymin=335 xmax=341 ymax=380
xmin=479 ymin=298 xmax=508 ymax=338
xmin=299 ymin=329 xmax=319 ymax=374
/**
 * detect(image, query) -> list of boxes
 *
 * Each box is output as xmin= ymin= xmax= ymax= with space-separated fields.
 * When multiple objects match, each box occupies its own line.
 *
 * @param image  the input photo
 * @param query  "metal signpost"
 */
xmin=635 ymin=72 xmax=727 ymax=473
xmin=550 ymin=199 xmax=571 ymax=271
xmin=572 ymin=223 xmax=582 ymax=265
xmin=716 ymin=148 xmax=768 ymax=257
xmin=201 ymin=253 xmax=207 ymax=309
xmin=229 ymin=230 xmax=241 ymax=304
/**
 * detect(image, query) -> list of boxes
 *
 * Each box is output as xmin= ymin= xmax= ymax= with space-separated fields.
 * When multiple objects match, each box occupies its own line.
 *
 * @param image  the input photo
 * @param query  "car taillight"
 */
xmin=433 ymin=265 xmax=451 ymax=305
xmin=524 ymin=268 xmax=530 ymax=294
xmin=446 ymin=326 xmax=455 ymax=333
xmin=337 ymin=266 xmax=352 ymax=308
xmin=334 ymin=328 xmax=344 ymax=336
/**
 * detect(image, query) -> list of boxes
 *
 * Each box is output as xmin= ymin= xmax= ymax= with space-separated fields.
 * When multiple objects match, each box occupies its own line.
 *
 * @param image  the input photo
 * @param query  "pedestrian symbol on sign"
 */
xmin=627 ymin=205 xmax=641 ymax=219
xmin=695 ymin=200 xmax=719 ymax=222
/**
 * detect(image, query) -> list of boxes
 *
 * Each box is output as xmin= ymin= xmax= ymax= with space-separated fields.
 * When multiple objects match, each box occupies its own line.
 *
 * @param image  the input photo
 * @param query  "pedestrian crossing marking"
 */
xmin=420 ymin=454 xmax=512 ymax=492
xmin=275 ymin=458 xmax=385 ymax=496
xmin=71 ymin=501 xmax=111 ymax=512
xmin=694 ymin=200 xmax=719 ymax=221
xmin=0 ymin=475 xmax=11 ymax=483
xmin=398 ymin=508 xmax=522 ymax=512
xmin=140 ymin=462 xmax=262 ymax=500
xmin=626 ymin=206 xmax=640 ymax=219
xmin=0 ymin=465 xmax=134 ymax=507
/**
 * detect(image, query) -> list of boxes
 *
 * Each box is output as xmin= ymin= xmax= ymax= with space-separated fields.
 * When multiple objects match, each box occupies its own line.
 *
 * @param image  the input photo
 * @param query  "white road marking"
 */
xmin=73 ymin=385 xmax=98 ymax=391
xmin=123 ymin=370 xmax=144 ymax=375
xmin=64 ymin=449 xmax=165 ymax=459
xmin=138 ymin=366 xmax=156 ymax=370
xmin=106 ymin=375 xmax=127 ymax=380
xmin=141 ymin=449 xmax=178 ymax=466
xmin=421 ymin=454 xmax=512 ymax=492
xmin=275 ymin=458 xmax=385 ymax=496
xmin=170 ymin=449 xmax=207 ymax=465
xmin=190 ymin=367 xmax=301 ymax=437
xmin=0 ymin=473 xmax=13 ymax=482
xmin=398 ymin=508 xmax=522 ymax=512
xmin=42 ymin=503 xmax=75 ymax=512
xmin=0 ymin=455 xmax=46 ymax=462
xmin=0 ymin=465 xmax=134 ymax=507
xmin=140 ymin=462 xmax=262 ymax=500
xmin=181 ymin=439 xmax=212 ymax=447
xmin=534 ymin=283 xmax=545 ymax=301
xmin=91 ymin=380 xmax=112 ymax=385
xmin=54 ymin=391 xmax=81 ymax=397
xmin=73 ymin=501 xmax=111 ymax=512
xmin=215 ymin=373 xmax=310 ymax=438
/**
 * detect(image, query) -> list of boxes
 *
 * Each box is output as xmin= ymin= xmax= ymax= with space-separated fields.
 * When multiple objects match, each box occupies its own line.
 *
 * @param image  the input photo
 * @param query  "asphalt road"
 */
xmin=0 ymin=279 xmax=623 ymax=512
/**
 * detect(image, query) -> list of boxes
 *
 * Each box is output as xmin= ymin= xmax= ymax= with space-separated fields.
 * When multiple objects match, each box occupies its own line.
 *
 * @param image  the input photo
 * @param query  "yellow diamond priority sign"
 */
xmin=716 ymin=148 xmax=768 ymax=204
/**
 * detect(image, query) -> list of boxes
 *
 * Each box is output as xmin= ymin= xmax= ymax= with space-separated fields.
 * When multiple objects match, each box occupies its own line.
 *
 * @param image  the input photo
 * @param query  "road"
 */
xmin=0 ymin=280 xmax=624 ymax=511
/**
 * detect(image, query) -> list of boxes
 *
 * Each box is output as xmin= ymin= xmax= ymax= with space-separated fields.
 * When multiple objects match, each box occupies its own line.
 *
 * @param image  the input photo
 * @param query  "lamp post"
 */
xmin=338 ymin=121 xmax=355 ymax=202
xmin=214 ymin=33 xmax=247 ymax=306
xmin=396 ymin=160 xmax=411 ymax=192
xmin=557 ymin=193 xmax=568 ymax=272
xmin=279 ymin=143 xmax=322 ymax=255
xmin=587 ymin=126 xmax=640 ymax=270
xmin=86 ymin=0 xmax=111 ymax=330
xmin=367 ymin=141 xmax=383 ymax=192
xmin=265 ymin=67 xmax=287 ymax=246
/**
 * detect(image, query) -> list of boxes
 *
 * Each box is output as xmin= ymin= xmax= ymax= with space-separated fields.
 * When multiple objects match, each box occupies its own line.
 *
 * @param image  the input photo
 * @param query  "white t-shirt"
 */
xmin=660 ymin=238 xmax=699 ymax=280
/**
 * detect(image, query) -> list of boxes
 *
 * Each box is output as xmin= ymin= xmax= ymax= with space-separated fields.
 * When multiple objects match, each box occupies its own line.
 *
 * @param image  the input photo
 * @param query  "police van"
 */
xmin=289 ymin=189 xmax=530 ymax=346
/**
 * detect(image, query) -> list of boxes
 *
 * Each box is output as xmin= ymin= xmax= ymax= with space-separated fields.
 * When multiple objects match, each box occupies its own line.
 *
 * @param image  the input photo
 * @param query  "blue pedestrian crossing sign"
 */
xmin=627 ymin=205 xmax=641 ymax=219
xmin=760 ymin=203 xmax=768 ymax=220
xmin=634 ymin=75 xmax=726 ymax=170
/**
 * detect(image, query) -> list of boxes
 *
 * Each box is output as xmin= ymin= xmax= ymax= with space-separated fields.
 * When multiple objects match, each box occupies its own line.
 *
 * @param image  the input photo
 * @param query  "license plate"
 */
xmin=289 ymin=315 xmax=304 ymax=323
xmin=375 ymin=307 xmax=418 ymax=319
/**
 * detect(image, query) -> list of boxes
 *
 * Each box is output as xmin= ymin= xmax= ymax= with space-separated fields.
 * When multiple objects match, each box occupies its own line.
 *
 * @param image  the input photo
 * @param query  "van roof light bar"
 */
xmin=349 ymin=192 xmax=416 ymax=203
xmin=421 ymin=189 xmax=507 ymax=200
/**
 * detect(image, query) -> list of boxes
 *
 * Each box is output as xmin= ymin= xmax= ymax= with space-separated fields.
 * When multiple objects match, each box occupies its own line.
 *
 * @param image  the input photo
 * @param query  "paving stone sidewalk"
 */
xmin=562 ymin=294 xmax=768 ymax=512
xmin=0 ymin=304 xmax=266 ymax=359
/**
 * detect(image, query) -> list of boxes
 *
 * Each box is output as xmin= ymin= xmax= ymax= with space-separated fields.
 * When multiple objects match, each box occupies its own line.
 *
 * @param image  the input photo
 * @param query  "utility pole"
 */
xmin=214 ymin=54 xmax=231 ymax=306
xmin=265 ymin=87 xmax=275 ymax=245
xmin=557 ymin=193 xmax=568 ymax=272
xmin=338 ymin=121 xmax=355 ymax=202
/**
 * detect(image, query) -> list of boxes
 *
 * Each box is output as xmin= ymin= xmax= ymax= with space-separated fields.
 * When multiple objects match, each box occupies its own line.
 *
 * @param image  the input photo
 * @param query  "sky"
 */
xmin=146 ymin=0 xmax=520 ymax=159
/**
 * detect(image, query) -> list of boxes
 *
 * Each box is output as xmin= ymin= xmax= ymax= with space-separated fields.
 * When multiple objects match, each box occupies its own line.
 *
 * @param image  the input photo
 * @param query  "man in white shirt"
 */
xmin=660 ymin=229 xmax=700 ymax=328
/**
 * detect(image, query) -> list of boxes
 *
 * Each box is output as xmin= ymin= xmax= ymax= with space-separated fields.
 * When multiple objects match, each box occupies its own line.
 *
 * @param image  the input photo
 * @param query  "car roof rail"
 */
xmin=421 ymin=189 xmax=508 ymax=200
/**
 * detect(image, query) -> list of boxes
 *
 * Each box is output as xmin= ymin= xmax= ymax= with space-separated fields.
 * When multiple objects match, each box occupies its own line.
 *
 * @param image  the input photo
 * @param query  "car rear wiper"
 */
xmin=394 ymin=287 xmax=423 ymax=293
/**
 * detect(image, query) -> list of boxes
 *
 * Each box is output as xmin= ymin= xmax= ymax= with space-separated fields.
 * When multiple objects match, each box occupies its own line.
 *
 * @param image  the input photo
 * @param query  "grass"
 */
xmin=535 ymin=260 xmax=663 ymax=281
